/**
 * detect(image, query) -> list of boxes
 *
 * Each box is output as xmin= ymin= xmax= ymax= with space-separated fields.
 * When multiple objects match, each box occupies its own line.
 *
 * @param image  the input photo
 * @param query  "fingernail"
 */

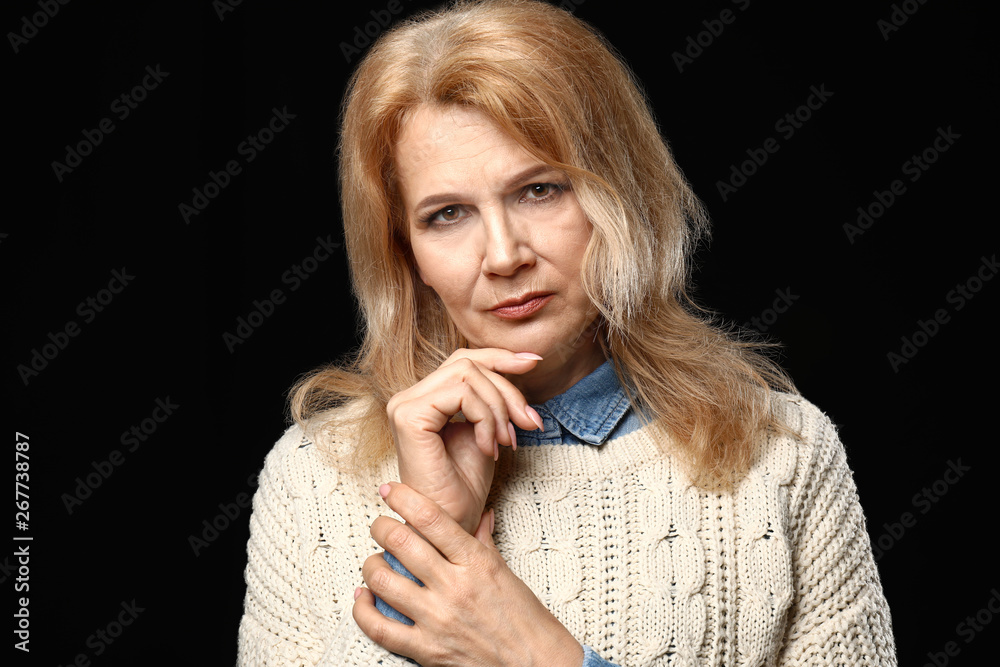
xmin=526 ymin=406 xmax=544 ymax=431
xmin=507 ymin=421 xmax=517 ymax=451
xmin=514 ymin=352 xmax=543 ymax=360
xmin=378 ymin=483 xmax=390 ymax=499
xmin=489 ymin=508 xmax=495 ymax=534
xmin=354 ymin=587 xmax=362 ymax=600
xmin=494 ymin=440 xmax=499 ymax=461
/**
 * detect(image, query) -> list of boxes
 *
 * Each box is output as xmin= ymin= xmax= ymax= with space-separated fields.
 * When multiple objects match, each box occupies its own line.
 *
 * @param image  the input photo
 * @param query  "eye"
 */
xmin=523 ymin=183 xmax=558 ymax=200
xmin=436 ymin=206 xmax=462 ymax=222
xmin=424 ymin=204 xmax=469 ymax=226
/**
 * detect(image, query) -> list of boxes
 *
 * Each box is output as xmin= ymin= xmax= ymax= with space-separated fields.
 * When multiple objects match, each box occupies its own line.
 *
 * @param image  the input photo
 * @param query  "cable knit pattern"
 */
xmin=238 ymin=393 xmax=897 ymax=665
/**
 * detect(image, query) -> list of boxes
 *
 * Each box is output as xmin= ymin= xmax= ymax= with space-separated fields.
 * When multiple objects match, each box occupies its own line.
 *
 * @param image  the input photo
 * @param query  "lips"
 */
xmin=489 ymin=292 xmax=554 ymax=320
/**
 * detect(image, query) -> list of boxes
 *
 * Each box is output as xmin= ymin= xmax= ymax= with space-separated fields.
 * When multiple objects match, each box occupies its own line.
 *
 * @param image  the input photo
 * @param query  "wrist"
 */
xmin=544 ymin=637 xmax=583 ymax=667
xmin=528 ymin=621 xmax=583 ymax=667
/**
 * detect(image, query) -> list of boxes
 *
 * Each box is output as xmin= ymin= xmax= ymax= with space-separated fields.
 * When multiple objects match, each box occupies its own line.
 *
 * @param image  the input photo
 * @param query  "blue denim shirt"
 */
xmin=375 ymin=359 xmax=632 ymax=666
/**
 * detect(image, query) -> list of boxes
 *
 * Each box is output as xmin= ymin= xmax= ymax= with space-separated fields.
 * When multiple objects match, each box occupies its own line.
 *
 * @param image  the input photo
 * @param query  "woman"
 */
xmin=238 ymin=1 xmax=897 ymax=664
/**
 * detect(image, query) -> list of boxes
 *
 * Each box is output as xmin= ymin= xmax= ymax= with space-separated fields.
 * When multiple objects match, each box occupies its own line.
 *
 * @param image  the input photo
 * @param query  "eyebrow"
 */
xmin=412 ymin=163 xmax=563 ymax=215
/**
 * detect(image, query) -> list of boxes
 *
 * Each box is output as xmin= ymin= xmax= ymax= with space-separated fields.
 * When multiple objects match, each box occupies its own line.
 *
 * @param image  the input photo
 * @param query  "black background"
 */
xmin=6 ymin=0 xmax=997 ymax=664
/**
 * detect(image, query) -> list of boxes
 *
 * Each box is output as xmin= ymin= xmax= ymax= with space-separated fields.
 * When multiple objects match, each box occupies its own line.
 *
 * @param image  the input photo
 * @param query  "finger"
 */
xmin=433 ymin=380 xmax=501 ymax=457
xmin=443 ymin=355 xmax=544 ymax=436
xmin=412 ymin=357 xmax=529 ymax=449
xmin=361 ymin=552 xmax=425 ymax=624
xmin=475 ymin=365 xmax=545 ymax=437
xmin=397 ymin=349 xmax=543 ymax=439
xmin=352 ymin=586 xmax=419 ymax=657
xmin=369 ymin=512 xmax=452 ymax=586
xmin=438 ymin=357 xmax=524 ymax=447
xmin=473 ymin=508 xmax=498 ymax=551
xmin=379 ymin=482 xmax=478 ymax=567
xmin=445 ymin=346 xmax=543 ymax=377
xmin=393 ymin=358 xmax=515 ymax=452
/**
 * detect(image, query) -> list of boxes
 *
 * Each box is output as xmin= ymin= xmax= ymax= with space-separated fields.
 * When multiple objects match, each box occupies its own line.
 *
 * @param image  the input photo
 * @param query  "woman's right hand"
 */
xmin=386 ymin=348 xmax=544 ymax=535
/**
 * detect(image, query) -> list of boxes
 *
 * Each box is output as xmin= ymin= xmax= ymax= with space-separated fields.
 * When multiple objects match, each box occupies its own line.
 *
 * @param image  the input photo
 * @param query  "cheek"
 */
xmin=545 ymin=220 xmax=591 ymax=275
xmin=408 ymin=238 xmax=435 ymax=286
xmin=410 ymin=244 xmax=437 ymax=288
xmin=411 ymin=248 xmax=474 ymax=302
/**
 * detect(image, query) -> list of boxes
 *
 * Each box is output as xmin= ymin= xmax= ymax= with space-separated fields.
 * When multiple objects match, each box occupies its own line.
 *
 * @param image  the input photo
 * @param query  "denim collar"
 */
xmin=514 ymin=358 xmax=632 ymax=446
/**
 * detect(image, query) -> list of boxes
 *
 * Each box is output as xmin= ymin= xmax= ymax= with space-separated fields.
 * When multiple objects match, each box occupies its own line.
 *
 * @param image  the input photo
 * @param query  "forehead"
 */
xmin=394 ymin=105 xmax=540 ymax=194
xmin=397 ymin=105 xmax=501 ymax=158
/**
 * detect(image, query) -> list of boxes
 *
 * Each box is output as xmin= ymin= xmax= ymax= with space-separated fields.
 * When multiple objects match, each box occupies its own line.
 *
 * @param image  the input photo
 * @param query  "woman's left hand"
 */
xmin=353 ymin=482 xmax=584 ymax=667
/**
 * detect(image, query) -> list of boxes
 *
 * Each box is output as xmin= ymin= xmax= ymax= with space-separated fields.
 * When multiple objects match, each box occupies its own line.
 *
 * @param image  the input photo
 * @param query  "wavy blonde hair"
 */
xmin=291 ymin=0 xmax=796 ymax=489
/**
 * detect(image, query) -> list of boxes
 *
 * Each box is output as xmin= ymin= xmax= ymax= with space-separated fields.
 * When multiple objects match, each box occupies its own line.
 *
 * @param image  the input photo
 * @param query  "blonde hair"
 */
xmin=291 ymin=0 xmax=796 ymax=489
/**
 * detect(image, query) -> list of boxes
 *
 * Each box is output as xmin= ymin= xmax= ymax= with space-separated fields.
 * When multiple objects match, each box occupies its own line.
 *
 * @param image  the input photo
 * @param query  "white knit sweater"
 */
xmin=238 ymin=393 xmax=897 ymax=665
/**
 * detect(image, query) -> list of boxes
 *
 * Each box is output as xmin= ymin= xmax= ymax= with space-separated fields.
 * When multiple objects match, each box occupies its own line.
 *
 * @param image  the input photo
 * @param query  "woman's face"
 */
xmin=395 ymin=105 xmax=605 ymax=399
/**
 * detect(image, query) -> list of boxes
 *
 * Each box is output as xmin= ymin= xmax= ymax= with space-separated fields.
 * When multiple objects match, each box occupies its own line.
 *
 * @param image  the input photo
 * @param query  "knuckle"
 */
xmin=390 ymin=401 xmax=428 ymax=433
xmin=488 ymin=395 xmax=508 ymax=418
xmin=470 ymin=550 xmax=502 ymax=581
xmin=454 ymin=380 xmax=474 ymax=397
xmin=411 ymin=503 xmax=442 ymax=531
xmin=368 ymin=618 xmax=389 ymax=646
xmin=390 ymin=397 xmax=413 ymax=420
xmin=370 ymin=567 xmax=394 ymax=594
xmin=384 ymin=524 xmax=414 ymax=553
xmin=476 ymin=407 xmax=496 ymax=429
xmin=481 ymin=554 xmax=503 ymax=580
xmin=453 ymin=357 xmax=477 ymax=374
xmin=450 ymin=581 xmax=475 ymax=610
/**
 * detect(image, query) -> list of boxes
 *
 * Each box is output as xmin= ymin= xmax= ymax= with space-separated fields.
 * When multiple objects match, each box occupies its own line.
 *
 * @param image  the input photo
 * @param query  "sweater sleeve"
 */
xmin=777 ymin=400 xmax=898 ymax=665
xmin=237 ymin=426 xmax=411 ymax=666
xmin=237 ymin=432 xmax=328 ymax=666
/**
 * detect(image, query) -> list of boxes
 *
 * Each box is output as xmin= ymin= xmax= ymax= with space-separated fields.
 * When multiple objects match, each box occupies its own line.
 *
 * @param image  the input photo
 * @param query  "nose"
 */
xmin=480 ymin=205 xmax=534 ymax=277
